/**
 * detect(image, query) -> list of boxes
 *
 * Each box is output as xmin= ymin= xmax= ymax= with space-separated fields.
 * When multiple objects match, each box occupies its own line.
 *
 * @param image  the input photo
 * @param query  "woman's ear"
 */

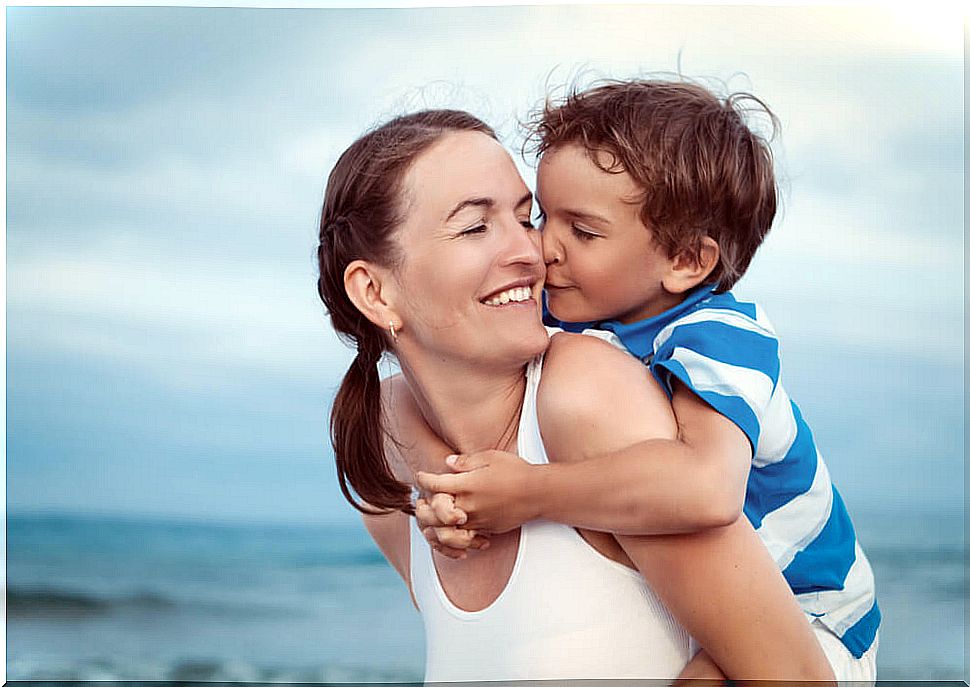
xmin=662 ymin=236 xmax=720 ymax=294
xmin=344 ymin=259 xmax=402 ymax=331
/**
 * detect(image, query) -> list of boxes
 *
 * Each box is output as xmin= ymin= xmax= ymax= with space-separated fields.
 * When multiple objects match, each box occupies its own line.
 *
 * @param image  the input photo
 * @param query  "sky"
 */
xmin=5 ymin=4 xmax=965 ymax=524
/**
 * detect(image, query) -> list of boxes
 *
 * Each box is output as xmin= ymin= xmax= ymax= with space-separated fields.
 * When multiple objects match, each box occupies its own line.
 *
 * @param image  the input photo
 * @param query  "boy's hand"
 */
xmin=414 ymin=495 xmax=490 ymax=560
xmin=415 ymin=450 xmax=540 ymax=534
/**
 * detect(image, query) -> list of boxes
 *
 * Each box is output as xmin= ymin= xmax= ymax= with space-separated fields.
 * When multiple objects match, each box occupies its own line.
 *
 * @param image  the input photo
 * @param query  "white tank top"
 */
xmin=409 ymin=353 xmax=692 ymax=682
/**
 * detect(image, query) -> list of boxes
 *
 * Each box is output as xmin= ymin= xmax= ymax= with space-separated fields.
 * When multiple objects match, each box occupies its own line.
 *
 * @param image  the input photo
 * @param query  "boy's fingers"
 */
xmin=445 ymin=453 xmax=489 ymax=472
xmin=438 ymin=545 xmax=467 ymax=560
xmin=416 ymin=471 xmax=462 ymax=496
xmin=415 ymin=499 xmax=445 ymax=529
xmin=414 ymin=471 xmax=433 ymax=494
xmin=434 ymin=526 xmax=477 ymax=550
xmin=469 ymin=534 xmax=491 ymax=551
xmin=422 ymin=526 xmax=467 ymax=560
xmin=430 ymin=492 xmax=467 ymax=526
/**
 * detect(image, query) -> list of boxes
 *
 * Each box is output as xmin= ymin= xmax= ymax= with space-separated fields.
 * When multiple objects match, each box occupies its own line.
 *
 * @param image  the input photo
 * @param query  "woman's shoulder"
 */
xmin=537 ymin=331 xmax=676 ymax=460
xmin=541 ymin=331 xmax=653 ymax=407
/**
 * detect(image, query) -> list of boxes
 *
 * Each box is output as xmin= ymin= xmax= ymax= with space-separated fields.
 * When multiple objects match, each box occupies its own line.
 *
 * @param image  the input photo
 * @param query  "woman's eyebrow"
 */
xmin=446 ymin=192 xmax=533 ymax=221
xmin=446 ymin=197 xmax=493 ymax=221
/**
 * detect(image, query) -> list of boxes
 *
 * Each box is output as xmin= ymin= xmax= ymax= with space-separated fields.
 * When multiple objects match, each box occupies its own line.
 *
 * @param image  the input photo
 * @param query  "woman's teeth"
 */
xmin=483 ymin=286 xmax=531 ymax=306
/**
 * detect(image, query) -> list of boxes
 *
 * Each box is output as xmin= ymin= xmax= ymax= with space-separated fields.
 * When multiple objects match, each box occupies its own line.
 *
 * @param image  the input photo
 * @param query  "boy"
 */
xmin=416 ymin=80 xmax=879 ymax=679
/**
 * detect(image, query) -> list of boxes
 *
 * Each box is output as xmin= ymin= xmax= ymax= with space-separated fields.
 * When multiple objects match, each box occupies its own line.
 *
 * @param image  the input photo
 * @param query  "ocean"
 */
xmin=6 ymin=509 xmax=965 ymax=681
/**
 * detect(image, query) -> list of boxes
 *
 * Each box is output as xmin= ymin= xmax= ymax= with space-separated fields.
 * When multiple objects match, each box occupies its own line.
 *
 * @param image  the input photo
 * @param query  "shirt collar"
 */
xmin=599 ymin=285 xmax=719 ymax=360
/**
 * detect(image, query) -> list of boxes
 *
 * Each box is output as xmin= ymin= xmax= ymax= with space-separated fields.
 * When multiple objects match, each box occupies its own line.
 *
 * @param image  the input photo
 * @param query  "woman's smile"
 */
xmin=480 ymin=279 xmax=541 ymax=307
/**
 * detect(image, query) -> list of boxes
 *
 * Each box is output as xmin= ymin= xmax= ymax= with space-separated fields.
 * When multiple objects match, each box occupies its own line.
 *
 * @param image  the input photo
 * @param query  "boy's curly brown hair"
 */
xmin=525 ymin=79 xmax=779 ymax=292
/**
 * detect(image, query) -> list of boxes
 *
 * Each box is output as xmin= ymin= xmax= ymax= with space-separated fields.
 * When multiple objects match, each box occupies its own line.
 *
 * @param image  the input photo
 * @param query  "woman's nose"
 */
xmin=501 ymin=220 xmax=543 ymax=267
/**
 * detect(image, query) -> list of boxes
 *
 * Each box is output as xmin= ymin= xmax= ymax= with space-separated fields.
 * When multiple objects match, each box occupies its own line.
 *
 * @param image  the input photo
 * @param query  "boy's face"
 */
xmin=536 ymin=144 xmax=682 ymax=324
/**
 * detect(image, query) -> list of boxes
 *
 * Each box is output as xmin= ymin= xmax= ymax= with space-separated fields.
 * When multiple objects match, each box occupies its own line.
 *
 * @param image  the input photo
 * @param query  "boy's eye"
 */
xmin=533 ymin=209 xmax=547 ymax=226
xmin=572 ymin=225 xmax=599 ymax=241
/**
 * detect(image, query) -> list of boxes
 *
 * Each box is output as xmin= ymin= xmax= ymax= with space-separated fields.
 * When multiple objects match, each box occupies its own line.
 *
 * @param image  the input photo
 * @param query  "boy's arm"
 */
xmin=537 ymin=379 xmax=751 ymax=532
xmin=537 ymin=333 xmax=832 ymax=681
xmin=416 ymin=334 xmax=751 ymax=535
xmin=614 ymin=520 xmax=833 ymax=680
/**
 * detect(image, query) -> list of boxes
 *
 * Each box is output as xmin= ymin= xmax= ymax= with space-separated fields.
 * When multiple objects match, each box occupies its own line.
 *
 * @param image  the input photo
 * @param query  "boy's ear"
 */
xmin=343 ymin=259 xmax=402 ymax=332
xmin=662 ymin=236 xmax=720 ymax=294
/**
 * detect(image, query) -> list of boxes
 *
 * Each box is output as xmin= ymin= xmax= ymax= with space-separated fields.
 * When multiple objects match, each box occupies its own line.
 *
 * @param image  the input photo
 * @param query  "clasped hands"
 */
xmin=414 ymin=449 xmax=539 ymax=559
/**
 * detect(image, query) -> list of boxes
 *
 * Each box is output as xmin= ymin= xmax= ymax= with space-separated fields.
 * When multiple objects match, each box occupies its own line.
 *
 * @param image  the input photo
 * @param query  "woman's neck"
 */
xmin=397 ymin=352 xmax=527 ymax=457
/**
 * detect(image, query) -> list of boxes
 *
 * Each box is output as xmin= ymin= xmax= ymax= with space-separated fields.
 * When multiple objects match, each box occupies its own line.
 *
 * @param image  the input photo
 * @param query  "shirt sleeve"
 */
xmin=650 ymin=311 xmax=781 ymax=450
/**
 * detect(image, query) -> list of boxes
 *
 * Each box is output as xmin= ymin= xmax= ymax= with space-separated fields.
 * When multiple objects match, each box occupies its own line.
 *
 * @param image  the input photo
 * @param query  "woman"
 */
xmin=316 ymin=110 xmax=833 ymax=681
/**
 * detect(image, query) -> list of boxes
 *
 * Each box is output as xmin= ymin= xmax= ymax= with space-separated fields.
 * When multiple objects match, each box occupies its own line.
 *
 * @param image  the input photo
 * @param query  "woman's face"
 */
xmin=390 ymin=131 xmax=548 ymax=367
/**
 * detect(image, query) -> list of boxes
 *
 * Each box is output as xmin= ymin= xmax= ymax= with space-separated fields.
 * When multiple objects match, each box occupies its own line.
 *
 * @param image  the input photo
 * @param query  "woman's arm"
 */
xmin=362 ymin=509 xmax=411 ymax=586
xmin=537 ymin=333 xmax=833 ymax=681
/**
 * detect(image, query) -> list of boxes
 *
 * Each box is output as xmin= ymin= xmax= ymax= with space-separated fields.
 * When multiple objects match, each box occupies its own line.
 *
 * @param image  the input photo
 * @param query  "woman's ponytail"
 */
xmin=330 ymin=337 xmax=412 ymax=515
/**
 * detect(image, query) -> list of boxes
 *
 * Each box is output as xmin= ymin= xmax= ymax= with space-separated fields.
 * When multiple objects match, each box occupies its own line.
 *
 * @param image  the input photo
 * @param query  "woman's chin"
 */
xmin=473 ymin=324 xmax=549 ymax=367
xmin=512 ymin=324 xmax=552 ymax=360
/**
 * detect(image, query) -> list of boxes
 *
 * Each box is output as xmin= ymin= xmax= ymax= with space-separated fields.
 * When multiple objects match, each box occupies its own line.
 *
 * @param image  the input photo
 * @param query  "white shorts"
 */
xmin=812 ymin=618 xmax=879 ymax=684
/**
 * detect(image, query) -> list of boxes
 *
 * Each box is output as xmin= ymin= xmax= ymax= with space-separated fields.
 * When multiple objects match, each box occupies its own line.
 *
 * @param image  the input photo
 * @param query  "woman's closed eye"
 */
xmin=460 ymin=217 xmax=537 ymax=236
xmin=459 ymin=222 xmax=488 ymax=237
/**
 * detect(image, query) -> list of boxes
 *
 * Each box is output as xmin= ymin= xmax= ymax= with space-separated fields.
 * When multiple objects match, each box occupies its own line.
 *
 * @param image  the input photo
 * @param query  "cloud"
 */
xmin=7 ymin=247 xmax=350 ymax=388
xmin=6 ymin=4 xmax=963 ymax=521
xmin=6 ymin=8 xmax=370 ymax=112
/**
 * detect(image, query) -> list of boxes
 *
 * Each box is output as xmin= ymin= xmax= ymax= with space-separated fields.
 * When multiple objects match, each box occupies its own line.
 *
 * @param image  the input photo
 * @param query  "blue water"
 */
xmin=7 ymin=509 xmax=965 ymax=680
xmin=7 ymin=513 xmax=424 ymax=681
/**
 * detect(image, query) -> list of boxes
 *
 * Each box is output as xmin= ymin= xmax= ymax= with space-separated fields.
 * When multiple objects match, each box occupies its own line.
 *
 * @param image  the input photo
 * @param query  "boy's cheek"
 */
xmin=545 ymin=288 xmax=591 ymax=323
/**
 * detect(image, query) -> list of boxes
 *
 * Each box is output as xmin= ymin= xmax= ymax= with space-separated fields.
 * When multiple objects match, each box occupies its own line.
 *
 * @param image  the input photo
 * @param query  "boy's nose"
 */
xmin=542 ymin=231 xmax=563 ymax=265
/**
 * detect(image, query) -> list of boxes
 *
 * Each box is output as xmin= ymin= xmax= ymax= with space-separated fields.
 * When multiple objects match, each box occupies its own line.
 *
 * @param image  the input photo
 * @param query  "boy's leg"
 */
xmin=811 ymin=619 xmax=878 ymax=684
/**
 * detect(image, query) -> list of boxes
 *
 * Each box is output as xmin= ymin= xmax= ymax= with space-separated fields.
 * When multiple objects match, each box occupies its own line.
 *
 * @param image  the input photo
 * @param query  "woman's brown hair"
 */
xmin=317 ymin=110 xmax=496 ymax=515
xmin=525 ymin=79 xmax=779 ymax=292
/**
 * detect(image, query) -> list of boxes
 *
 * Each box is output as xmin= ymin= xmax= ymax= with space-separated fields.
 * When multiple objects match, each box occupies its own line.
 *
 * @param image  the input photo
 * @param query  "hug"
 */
xmin=316 ymin=79 xmax=879 ymax=681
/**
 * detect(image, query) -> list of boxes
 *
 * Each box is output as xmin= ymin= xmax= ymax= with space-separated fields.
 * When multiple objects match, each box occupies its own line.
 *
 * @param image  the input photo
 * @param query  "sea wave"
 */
xmin=6 ymin=585 xmax=301 ymax=618
xmin=8 ymin=654 xmax=423 ymax=683
xmin=284 ymin=548 xmax=388 ymax=567
xmin=8 ymin=587 xmax=176 ymax=616
xmin=867 ymin=544 xmax=965 ymax=565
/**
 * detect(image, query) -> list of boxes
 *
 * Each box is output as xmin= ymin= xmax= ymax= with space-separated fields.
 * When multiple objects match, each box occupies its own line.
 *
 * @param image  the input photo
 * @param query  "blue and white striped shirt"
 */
xmin=547 ymin=285 xmax=880 ymax=658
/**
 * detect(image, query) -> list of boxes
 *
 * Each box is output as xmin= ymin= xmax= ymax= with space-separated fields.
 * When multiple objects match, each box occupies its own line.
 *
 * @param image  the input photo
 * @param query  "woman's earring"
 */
xmin=388 ymin=321 xmax=398 ymax=343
